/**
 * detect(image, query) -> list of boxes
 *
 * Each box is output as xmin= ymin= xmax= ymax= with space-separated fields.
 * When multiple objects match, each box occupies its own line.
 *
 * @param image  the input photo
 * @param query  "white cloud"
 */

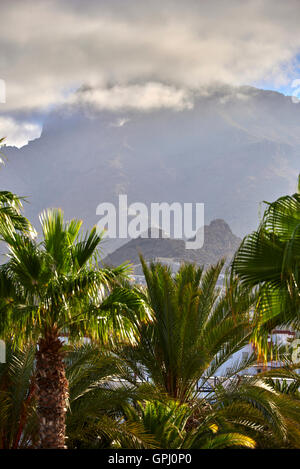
xmin=0 ymin=117 xmax=41 ymax=148
xmin=72 ymin=83 xmax=193 ymax=111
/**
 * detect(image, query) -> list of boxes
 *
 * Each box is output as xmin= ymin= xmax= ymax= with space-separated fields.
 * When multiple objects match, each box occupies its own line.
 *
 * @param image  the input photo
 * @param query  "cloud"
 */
xmin=72 ymin=83 xmax=193 ymax=111
xmin=1 ymin=0 xmax=300 ymax=145
xmin=0 ymin=117 xmax=41 ymax=148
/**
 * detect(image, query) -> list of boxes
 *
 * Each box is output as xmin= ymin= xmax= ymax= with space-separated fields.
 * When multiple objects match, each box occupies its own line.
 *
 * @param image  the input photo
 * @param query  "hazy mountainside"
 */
xmin=103 ymin=219 xmax=241 ymax=267
xmin=1 ymin=85 xmax=299 ymax=255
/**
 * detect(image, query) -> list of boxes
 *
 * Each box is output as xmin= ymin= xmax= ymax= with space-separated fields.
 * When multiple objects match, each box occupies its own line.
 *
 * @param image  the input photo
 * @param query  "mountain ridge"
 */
xmin=103 ymin=218 xmax=241 ymax=267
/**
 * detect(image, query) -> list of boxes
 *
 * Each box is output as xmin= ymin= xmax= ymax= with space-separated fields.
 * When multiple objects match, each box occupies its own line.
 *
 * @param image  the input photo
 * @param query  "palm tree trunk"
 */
xmin=36 ymin=327 xmax=68 ymax=449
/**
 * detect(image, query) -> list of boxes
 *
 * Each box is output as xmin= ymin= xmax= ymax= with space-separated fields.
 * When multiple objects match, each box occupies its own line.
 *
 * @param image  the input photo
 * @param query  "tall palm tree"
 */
xmin=0 ymin=209 xmax=147 ymax=449
xmin=232 ymin=175 xmax=300 ymax=352
xmin=118 ymin=257 xmax=258 ymax=403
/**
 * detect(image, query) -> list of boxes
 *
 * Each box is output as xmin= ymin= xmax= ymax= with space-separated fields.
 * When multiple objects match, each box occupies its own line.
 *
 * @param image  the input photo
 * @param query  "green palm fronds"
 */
xmin=0 ymin=208 xmax=147 ymax=345
xmin=232 ymin=176 xmax=300 ymax=353
xmin=0 ymin=191 xmax=33 ymax=240
xmin=118 ymin=257 xmax=258 ymax=402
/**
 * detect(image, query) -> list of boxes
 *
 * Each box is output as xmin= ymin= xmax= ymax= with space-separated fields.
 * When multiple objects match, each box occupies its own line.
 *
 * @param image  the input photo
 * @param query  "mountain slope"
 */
xmin=1 ymin=85 xmax=299 ymax=255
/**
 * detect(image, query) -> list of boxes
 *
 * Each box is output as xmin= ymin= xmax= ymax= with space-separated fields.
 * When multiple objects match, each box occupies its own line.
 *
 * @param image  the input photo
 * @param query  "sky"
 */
xmin=1 ymin=0 xmax=300 ymax=146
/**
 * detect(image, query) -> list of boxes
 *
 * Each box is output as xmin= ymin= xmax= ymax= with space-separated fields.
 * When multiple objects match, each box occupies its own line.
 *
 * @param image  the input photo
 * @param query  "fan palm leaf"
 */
xmin=232 ymin=176 xmax=300 ymax=353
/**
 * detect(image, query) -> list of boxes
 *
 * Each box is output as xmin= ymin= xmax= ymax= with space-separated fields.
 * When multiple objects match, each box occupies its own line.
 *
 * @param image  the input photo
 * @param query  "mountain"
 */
xmin=1 ymin=85 xmax=299 ymax=255
xmin=103 ymin=219 xmax=241 ymax=267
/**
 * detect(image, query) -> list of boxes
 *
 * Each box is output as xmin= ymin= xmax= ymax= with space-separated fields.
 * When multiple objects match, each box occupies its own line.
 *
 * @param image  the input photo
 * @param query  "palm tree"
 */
xmin=2 ymin=341 xmax=300 ymax=449
xmin=50 ymin=344 xmax=300 ymax=449
xmin=0 ymin=209 xmax=147 ymax=449
xmin=232 ymin=175 xmax=300 ymax=351
xmin=117 ymin=257 xmax=258 ymax=403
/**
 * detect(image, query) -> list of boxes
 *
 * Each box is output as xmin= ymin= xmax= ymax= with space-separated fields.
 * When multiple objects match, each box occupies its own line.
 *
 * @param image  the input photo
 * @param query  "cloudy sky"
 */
xmin=1 ymin=0 xmax=300 ymax=146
